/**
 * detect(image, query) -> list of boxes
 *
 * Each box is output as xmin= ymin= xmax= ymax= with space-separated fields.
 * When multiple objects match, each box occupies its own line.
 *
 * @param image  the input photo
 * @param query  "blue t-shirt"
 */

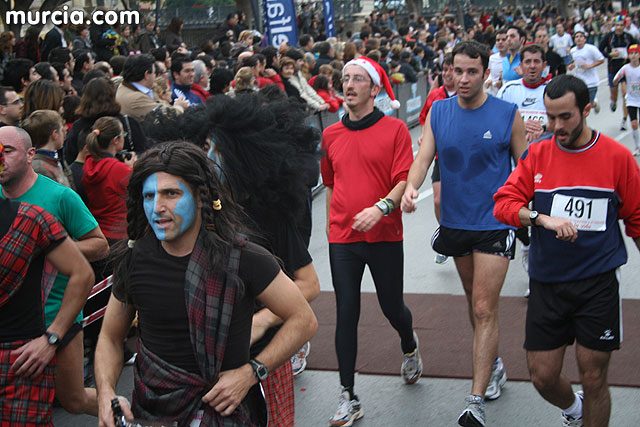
xmin=431 ymin=95 xmax=517 ymax=231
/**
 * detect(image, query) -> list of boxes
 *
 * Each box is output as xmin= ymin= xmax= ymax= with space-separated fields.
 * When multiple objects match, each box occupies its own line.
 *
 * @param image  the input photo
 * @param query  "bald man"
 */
xmin=0 ymin=126 xmax=109 ymax=416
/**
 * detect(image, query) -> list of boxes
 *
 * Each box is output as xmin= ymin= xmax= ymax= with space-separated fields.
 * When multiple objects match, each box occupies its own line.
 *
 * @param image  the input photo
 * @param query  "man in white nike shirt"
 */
xmin=498 ymin=44 xmax=551 ymax=143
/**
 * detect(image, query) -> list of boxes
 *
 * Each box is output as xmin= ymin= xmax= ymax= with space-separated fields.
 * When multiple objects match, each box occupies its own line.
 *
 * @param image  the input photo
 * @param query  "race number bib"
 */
xmin=630 ymin=82 xmax=640 ymax=95
xmin=614 ymin=47 xmax=628 ymax=59
xmin=521 ymin=110 xmax=547 ymax=123
xmin=549 ymin=194 xmax=608 ymax=231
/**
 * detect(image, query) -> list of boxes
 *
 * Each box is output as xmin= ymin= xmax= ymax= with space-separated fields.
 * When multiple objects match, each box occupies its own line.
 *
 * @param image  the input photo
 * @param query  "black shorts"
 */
xmin=431 ymin=226 xmax=516 ymax=259
xmin=628 ymin=106 xmax=638 ymax=122
xmin=431 ymin=158 xmax=440 ymax=183
xmin=57 ymin=322 xmax=83 ymax=352
xmin=525 ymin=269 xmax=621 ymax=352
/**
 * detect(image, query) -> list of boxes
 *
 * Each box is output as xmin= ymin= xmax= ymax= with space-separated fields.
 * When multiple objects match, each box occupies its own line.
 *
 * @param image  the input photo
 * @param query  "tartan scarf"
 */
xmin=132 ymin=233 xmax=255 ymax=427
xmin=0 ymin=202 xmax=62 ymax=310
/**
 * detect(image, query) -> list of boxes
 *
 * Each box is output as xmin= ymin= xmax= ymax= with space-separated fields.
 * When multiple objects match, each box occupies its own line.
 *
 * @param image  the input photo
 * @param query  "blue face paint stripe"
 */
xmin=175 ymin=181 xmax=196 ymax=234
xmin=142 ymin=173 xmax=165 ymax=240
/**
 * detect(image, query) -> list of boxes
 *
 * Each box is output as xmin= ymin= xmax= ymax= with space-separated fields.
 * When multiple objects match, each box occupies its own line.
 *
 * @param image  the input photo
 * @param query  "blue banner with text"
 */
xmin=323 ymin=0 xmax=336 ymax=38
xmin=264 ymin=0 xmax=298 ymax=47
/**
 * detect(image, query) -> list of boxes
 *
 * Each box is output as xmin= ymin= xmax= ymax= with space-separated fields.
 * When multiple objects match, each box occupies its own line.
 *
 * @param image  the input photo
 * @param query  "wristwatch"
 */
xmin=374 ymin=198 xmax=395 ymax=216
xmin=44 ymin=331 xmax=60 ymax=346
xmin=529 ymin=210 xmax=540 ymax=226
xmin=374 ymin=200 xmax=390 ymax=215
xmin=249 ymin=359 xmax=268 ymax=381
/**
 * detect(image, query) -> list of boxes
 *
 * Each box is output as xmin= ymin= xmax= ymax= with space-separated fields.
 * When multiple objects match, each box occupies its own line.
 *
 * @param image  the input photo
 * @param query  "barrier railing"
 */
xmin=81 ymin=275 xmax=113 ymax=328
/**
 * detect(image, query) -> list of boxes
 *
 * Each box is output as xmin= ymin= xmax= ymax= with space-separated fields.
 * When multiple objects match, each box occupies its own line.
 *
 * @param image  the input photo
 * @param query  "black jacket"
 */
xmin=64 ymin=114 xmax=148 ymax=165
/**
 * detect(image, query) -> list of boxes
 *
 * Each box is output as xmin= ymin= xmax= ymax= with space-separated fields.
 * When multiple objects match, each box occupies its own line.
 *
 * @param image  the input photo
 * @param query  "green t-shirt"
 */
xmin=1 ymin=174 xmax=99 ymax=326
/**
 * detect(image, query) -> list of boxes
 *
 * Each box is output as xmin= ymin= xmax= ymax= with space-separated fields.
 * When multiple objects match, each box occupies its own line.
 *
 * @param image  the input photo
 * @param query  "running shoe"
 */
xmin=401 ymin=331 xmax=423 ymax=384
xmin=458 ymin=395 xmax=486 ymax=427
xmin=594 ymin=102 xmax=600 ymax=114
xmin=524 ymin=288 xmax=531 ymax=298
xmin=291 ymin=341 xmax=310 ymax=376
xmin=434 ymin=253 xmax=449 ymax=264
xmin=485 ymin=357 xmax=507 ymax=400
xmin=329 ymin=389 xmax=363 ymax=426
xmin=621 ymin=117 xmax=628 ymax=131
xmin=521 ymin=244 xmax=530 ymax=274
xmin=562 ymin=391 xmax=584 ymax=427
xmin=634 ymin=150 xmax=640 ymax=157
xmin=610 ymin=101 xmax=617 ymax=112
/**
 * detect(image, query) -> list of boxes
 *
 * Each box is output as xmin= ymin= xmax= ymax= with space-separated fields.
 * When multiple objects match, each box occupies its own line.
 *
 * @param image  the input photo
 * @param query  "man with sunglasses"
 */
xmin=0 ymin=86 xmax=23 ymax=127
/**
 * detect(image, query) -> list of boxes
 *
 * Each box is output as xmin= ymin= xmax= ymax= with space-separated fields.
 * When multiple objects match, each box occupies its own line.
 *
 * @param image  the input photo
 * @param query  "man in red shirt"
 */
xmin=418 ymin=53 xmax=456 ymax=264
xmin=321 ymin=56 xmax=422 ymax=427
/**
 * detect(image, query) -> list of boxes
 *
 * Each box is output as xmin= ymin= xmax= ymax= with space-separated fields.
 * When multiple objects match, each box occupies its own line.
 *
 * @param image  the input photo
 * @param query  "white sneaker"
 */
xmin=634 ymin=150 xmax=640 ymax=157
xmin=524 ymin=288 xmax=531 ymax=298
xmin=562 ymin=391 xmax=584 ymax=426
xmin=621 ymin=117 xmax=628 ymax=131
xmin=485 ymin=357 xmax=507 ymax=400
xmin=458 ymin=395 xmax=486 ymax=427
xmin=434 ymin=253 xmax=449 ymax=264
xmin=291 ymin=341 xmax=310 ymax=376
xmin=401 ymin=331 xmax=423 ymax=384
xmin=329 ymin=389 xmax=363 ymax=426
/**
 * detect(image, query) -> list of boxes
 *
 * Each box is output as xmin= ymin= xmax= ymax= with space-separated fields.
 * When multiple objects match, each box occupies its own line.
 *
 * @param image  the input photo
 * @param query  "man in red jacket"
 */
xmin=418 ymin=52 xmax=456 ymax=264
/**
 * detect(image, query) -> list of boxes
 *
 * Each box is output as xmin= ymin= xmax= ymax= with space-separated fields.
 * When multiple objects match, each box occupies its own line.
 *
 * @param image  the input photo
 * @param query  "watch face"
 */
xmin=46 ymin=332 xmax=60 ymax=345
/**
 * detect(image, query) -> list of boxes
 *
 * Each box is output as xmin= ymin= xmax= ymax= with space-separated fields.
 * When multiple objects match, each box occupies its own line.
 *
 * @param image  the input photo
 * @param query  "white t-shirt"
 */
xmin=570 ymin=44 xmax=605 ymax=88
xmin=550 ymin=33 xmax=573 ymax=58
xmin=614 ymin=63 xmax=640 ymax=107
xmin=488 ymin=52 xmax=505 ymax=82
xmin=497 ymin=78 xmax=548 ymax=125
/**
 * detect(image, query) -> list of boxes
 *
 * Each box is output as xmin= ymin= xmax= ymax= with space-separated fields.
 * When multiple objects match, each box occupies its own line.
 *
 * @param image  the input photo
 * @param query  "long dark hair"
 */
xmin=111 ymin=141 xmax=251 ymax=299
xmin=75 ymin=77 xmax=121 ymax=119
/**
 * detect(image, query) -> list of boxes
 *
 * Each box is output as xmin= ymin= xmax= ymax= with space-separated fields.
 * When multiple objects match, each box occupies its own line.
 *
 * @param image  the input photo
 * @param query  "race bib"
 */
xmin=630 ymin=82 xmax=640 ymax=94
xmin=614 ymin=47 xmax=628 ymax=59
xmin=521 ymin=110 xmax=547 ymax=123
xmin=550 ymin=194 xmax=608 ymax=231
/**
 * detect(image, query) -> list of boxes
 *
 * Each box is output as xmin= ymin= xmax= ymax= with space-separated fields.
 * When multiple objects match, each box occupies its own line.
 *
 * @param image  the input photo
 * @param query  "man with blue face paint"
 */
xmin=142 ymin=173 xmax=197 ymax=241
xmin=94 ymin=142 xmax=317 ymax=427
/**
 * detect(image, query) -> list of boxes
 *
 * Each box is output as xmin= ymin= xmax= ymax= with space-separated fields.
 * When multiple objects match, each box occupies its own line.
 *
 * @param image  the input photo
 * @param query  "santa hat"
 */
xmin=629 ymin=44 xmax=640 ymax=54
xmin=343 ymin=56 xmax=400 ymax=109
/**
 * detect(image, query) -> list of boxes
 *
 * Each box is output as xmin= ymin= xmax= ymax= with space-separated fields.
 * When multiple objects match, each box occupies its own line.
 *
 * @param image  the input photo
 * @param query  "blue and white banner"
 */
xmin=322 ymin=0 xmax=336 ymax=38
xmin=263 ymin=0 xmax=298 ymax=47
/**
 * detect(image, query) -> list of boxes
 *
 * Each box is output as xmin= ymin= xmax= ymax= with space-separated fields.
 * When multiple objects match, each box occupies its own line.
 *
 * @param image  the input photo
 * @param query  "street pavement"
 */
xmin=54 ymin=64 xmax=640 ymax=426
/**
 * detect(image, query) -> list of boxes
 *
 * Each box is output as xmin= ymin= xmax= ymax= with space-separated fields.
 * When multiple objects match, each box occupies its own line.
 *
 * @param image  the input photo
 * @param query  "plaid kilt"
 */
xmin=262 ymin=361 xmax=294 ymax=427
xmin=0 ymin=341 xmax=56 ymax=427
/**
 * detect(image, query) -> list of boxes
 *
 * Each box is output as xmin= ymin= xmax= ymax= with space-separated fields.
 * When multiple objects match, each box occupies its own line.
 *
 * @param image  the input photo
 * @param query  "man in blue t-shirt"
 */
xmin=402 ymin=41 xmax=527 ymax=427
xmin=502 ymin=25 xmax=526 ymax=82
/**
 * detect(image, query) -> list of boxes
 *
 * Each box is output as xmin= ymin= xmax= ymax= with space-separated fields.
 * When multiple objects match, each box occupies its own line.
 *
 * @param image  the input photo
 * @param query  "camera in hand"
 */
xmin=116 ymin=150 xmax=133 ymax=162
xmin=111 ymin=398 xmax=177 ymax=427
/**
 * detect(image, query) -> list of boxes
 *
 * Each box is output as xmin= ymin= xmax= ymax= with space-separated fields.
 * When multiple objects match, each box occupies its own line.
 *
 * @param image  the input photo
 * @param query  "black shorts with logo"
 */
xmin=524 ymin=269 xmax=621 ymax=352
xmin=431 ymin=226 xmax=516 ymax=259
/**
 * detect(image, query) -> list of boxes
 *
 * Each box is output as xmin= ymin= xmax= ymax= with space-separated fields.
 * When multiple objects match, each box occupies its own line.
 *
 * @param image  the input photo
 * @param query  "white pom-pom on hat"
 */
xmin=343 ymin=56 xmax=401 ymax=109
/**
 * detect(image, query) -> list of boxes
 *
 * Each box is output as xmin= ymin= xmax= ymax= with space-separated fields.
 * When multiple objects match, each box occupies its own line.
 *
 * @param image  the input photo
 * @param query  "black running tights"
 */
xmin=329 ymin=241 xmax=416 ymax=388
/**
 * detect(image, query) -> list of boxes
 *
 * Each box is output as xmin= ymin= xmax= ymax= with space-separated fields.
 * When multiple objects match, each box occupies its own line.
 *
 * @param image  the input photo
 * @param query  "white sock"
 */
xmin=633 ymin=128 xmax=640 ymax=150
xmin=562 ymin=393 xmax=583 ymax=419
